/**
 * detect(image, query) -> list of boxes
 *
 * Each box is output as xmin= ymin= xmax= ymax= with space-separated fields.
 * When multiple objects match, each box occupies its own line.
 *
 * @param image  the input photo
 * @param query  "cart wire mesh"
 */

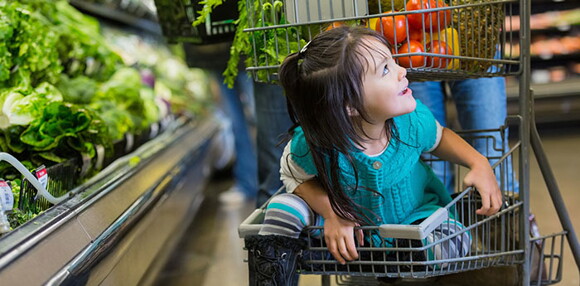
xmin=239 ymin=123 xmax=567 ymax=285
xmin=296 ymin=126 xmax=523 ymax=278
xmin=243 ymin=0 xmax=521 ymax=83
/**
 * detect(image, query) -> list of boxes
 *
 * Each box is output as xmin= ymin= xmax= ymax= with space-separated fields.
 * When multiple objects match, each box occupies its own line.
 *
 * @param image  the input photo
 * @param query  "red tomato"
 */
xmin=395 ymin=40 xmax=425 ymax=68
xmin=426 ymin=40 xmax=452 ymax=68
xmin=375 ymin=13 xmax=407 ymax=45
xmin=408 ymin=28 xmax=425 ymax=42
xmin=406 ymin=0 xmax=451 ymax=32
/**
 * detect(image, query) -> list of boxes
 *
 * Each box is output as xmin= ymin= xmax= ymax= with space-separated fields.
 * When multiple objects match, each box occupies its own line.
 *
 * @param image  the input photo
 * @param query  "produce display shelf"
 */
xmin=0 ymin=114 xmax=221 ymax=285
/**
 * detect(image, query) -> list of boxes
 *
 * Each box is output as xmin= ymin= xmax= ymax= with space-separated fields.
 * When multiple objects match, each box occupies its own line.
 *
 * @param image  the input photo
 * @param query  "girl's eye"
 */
xmin=382 ymin=64 xmax=390 ymax=76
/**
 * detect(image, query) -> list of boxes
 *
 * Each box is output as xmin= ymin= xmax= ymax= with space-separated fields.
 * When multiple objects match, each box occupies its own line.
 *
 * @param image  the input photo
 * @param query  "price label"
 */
xmin=0 ymin=180 xmax=14 ymax=211
xmin=35 ymin=166 xmax=48 ymax=190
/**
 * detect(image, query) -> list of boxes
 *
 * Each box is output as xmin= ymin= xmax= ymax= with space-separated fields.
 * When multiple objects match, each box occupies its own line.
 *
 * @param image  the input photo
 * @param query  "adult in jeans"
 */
xmin=410 ymin=76 xmax=517 ymax=193
xmin=215 ymin=70 xmax=258 ymax=203
xmin=253 ymin=82 xmax=293 ymax=207
xmin=184 ymin=42 xmax=258 ymax=203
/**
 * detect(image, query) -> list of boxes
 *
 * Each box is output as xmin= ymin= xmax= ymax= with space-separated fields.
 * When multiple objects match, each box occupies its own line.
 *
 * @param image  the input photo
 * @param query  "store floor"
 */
xmin=154 ymin=124 xmax=580 ymax=286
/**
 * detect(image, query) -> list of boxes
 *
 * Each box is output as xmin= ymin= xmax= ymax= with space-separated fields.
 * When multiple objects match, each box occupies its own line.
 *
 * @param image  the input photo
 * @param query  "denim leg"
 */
xmin=254 ymin=83 xmax=293 ymax=207
xmin=410 ymin=81 xmax=447 ymax=123
xmin=410 ymin=81 xmax=455 ymax=192
xmin=218 ymin=72 xmax=258 ymax=198
xmin=449 ymin=77 xmax=518 ymax=192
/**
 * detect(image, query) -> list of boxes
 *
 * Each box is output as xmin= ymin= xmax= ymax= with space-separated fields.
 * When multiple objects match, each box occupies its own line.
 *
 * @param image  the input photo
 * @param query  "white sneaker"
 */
xmin=219 ymin=187 xmax=246 ymax=205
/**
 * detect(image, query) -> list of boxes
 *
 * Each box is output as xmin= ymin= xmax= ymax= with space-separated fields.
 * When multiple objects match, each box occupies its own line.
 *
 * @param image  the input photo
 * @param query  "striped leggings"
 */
xmin=259 ymin=193 xmax=472 ymax=261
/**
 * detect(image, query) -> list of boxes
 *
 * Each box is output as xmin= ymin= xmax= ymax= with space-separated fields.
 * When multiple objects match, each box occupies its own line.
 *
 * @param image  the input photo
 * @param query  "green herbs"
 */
xmin=0 ymin=2 xmax=62 ymax=88
xmin=192 ymin=0 xmax=226 ymax=26
xmin=224 ymin=0 xmax=308 ymax=87
xmin=8 ymin=209 xmax=37 ymax=229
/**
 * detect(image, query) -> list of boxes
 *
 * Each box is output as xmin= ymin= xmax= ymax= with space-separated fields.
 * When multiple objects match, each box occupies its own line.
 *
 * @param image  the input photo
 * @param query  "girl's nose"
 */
xmin=398 ymin=65 xmax=407 ymax=80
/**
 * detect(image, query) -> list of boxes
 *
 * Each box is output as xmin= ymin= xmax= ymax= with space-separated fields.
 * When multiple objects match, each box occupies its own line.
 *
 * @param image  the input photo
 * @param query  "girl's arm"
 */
xmin=431 ymin=128 xmax=503 ymax=216
xmin=294 ymin=180 xmax=364 ymax=264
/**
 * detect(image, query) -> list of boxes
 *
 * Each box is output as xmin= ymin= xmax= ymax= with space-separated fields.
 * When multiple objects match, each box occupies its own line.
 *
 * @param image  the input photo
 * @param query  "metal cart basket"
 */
xmin=242 ymin=0 xmax=522 ymax=82
xmin=235 ymin=0 xmax=580 ymax=285
xmin=239 ymin=122 xmax=567 ymax=285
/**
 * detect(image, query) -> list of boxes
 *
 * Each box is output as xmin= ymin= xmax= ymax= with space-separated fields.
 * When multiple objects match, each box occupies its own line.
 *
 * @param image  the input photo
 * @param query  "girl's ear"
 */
xmin=346 ymin=106 xmax=359 ymax=116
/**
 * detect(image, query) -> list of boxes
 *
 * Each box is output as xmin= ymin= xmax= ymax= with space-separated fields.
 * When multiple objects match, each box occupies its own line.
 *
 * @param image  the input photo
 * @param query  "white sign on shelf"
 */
xmin=285 ymin=0 xmax=368 ymax=24
xmin=0 ymin=180 xmax=14 ymax=211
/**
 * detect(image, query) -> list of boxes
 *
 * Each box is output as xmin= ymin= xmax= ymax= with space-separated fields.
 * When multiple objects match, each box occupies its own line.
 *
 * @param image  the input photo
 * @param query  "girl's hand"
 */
xmin=463 ymin=160 xmax=503 ymax=216
xmin=323 ymin=215 xmax=364 ymax=264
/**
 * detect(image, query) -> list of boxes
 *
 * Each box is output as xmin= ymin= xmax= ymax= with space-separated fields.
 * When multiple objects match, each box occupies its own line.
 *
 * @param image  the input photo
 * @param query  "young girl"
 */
xmin=245 ymin=26 xmax=503 ymax=285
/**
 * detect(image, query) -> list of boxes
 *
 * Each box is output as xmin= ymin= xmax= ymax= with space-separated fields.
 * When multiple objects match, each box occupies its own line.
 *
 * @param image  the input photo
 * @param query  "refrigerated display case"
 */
xmin=0 ymin=114 xmax=222 ymax=285
xmin=0 ymin=1 xmax=225 ymax=284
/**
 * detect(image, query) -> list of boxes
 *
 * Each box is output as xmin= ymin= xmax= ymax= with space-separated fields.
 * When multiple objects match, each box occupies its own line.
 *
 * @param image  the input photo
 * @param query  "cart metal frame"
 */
xmin=236 ymin=0 xmax=579 ymax=285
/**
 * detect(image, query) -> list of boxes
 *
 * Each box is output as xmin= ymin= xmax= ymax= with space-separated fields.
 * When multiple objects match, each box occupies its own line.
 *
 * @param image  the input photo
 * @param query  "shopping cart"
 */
xmin=150 ymin=0 xmax=580 ymax=284
xmin=233 ymin=0 xmax=580 ymax=285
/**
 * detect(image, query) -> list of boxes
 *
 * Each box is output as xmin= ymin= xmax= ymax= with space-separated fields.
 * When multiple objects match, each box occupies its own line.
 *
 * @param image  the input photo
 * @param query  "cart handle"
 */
xmin=0 ymin=152 xmax=68 ymax=205
xmin=379 ymin=208 xmax=448 ymax=240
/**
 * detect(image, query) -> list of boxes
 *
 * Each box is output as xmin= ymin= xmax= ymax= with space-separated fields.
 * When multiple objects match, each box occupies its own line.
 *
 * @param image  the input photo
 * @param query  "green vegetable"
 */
xmin=0 ymin=88 xmax=26 ymax=129
xmin=224 ymin=0 xmax=308 ymax=87
xmin=93 ymin=67 xmax=159 ymax=136
xmin=0 ymin=7 xmax=15 ymax=82
xmin=0 ymin=2 xmax=62 ymax=87
xmin=20 ymin=102 xmax=91 ymax=151
xmin=88 ymin=100 xmax=133 ymax=141
xmin=192 ymin=0 xmax=226 ymax=26
xmin=0 ymin=0 xmax=123 ymax=87
xmin=223 ymin=0 xmax=250 ymax=88
xmin=9 ymin=179 xmax=21 ymax=209
xmin=57 ymin=75 xmax=98 ymax=104
xmin=8 ymin=208 xmax=37 ymax=229
xmin=4 ymin=126 xmax=26 ymax=153
xmin=9 ymin=83 xmax=63 ymax=126
xmin=0 ymin=83 xmax=64 ymax=129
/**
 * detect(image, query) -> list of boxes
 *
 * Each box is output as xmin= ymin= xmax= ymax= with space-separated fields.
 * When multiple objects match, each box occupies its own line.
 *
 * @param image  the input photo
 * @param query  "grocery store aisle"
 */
xmin=154 ymin=124 xmax=580 ymax=286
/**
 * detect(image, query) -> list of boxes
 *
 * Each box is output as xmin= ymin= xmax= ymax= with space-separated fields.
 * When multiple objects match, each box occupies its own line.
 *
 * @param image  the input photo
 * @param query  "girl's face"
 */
xmin=360 ymin=38 xmax=416 ymax=123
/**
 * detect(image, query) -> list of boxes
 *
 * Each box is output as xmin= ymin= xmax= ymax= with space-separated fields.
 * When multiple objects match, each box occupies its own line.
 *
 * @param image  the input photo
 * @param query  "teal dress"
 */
xmin=290 ymin=101 xmax=452 ymax=236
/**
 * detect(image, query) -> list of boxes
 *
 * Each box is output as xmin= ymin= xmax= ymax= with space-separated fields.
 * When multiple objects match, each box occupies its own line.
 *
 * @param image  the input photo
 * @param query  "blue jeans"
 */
xmin=410 ymin=77 xmax=518 ymax=193
xmin=254 ymin=83 xmax=293 ymax=207
xmin=217 ymin=71 xmax=258 ymax=198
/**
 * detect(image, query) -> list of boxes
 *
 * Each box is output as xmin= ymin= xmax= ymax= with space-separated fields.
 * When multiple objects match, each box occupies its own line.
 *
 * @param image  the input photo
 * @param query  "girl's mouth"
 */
xmin=400 ymin=87 xmax=412 ymax=96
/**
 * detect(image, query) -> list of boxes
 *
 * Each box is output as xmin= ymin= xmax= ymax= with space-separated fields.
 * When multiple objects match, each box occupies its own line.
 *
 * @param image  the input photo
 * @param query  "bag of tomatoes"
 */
xmin=369 ymin=0 xmax=461 ymax=70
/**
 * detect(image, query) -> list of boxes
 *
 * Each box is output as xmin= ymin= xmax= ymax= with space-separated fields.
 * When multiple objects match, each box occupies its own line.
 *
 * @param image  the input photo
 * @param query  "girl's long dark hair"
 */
xmin=279 ymin=26 xmax=395 ymax=225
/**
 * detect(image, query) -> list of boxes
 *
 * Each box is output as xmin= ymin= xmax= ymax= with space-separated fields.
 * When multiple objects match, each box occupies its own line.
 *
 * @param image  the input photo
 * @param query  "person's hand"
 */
xmin=463 ymin=160 xmax=503 ymax=216
xmin=323 ymin=215 xmax=364 ymax=264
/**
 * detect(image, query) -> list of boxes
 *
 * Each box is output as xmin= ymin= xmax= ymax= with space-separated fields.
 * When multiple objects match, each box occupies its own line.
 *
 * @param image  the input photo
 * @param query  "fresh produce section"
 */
xmin=0 ymin=0 xmax=213 ymax=230
xmin=0 ymin=0 xmax=221 ymax=280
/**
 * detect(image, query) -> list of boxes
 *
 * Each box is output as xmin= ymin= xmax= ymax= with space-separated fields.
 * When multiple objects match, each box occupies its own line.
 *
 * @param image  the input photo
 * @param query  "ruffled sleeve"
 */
xmin=280 ymin=140 xmax=315 ymax=193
